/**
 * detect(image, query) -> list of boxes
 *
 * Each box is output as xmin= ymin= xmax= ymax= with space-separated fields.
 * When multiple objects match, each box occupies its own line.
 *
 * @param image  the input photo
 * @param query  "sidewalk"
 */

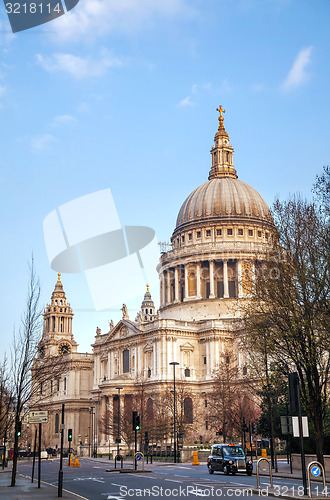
xmin=0 ymin=465 xmax=87 ymax=499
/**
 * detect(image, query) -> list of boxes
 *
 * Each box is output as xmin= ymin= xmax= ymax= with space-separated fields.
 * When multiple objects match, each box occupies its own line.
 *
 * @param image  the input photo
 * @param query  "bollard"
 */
xmin=261 ymin=449 xmax=267 ymax=458
xmin=67 ymin=454 xmax=74 ymax=466
xmin=73 ymin=455 xmax=80 ymax=468
xmin=192 ymin=451 xmax=200 ymax=466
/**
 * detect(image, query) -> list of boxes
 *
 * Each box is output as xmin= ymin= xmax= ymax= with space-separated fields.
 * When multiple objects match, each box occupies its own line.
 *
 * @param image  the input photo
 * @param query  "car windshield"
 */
xmin=222 ymin=446 xmax=245 ymax=457
xmin=213 ymin=447 xmax=222 ymax=456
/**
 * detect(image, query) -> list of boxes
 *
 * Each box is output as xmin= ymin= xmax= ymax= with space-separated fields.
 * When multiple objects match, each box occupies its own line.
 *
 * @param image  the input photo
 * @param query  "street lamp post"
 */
xmin=115 ymin=387 xmax=123 ymax=459
xmin=94 ymin=400 xmax=99 ymax=457
xmin=89 ymin=406 xmax=95 ymax=457
xmin=170 ymin=362 xmax=179 ymax=464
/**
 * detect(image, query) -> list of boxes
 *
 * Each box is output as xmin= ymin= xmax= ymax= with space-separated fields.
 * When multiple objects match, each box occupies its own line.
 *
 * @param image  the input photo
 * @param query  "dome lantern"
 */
xmin=209 ymin=106 xmax=238 ymax=180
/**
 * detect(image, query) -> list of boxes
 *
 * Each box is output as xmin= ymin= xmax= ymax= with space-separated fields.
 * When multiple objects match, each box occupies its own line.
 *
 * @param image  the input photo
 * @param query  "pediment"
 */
xmin=103 ymin=319 xmax=141 ymax=343
xmin=180 ymin=342 xmax=194 ymax=352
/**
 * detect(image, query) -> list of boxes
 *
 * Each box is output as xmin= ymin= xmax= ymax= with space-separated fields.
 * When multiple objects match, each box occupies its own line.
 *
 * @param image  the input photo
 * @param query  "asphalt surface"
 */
xmin=0 ymin=457 xmax=329 ymax=500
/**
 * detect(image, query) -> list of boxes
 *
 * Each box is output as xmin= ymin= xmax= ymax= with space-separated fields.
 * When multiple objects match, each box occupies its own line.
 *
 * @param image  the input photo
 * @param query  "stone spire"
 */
xmin=139 ymin=284 xmax=156 ymax=322
xmin=208 ymin=106 xmax=238 ymax=180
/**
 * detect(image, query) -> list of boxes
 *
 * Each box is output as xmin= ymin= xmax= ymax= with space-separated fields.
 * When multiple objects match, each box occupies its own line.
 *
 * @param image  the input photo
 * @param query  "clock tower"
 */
xmin=38 ymin=273 xmax=78 ymax=358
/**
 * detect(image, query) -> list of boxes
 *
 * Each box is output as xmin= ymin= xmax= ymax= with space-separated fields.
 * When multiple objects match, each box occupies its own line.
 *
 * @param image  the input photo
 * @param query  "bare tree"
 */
xmin=243 ymin=194 xmax=330 ymax=464
xmin=10 ymin=258 xmax=69 ymax=486
xmin=9 ymin=258 xmax=42 ymax=486
xmin=208 ymin=354 xmax=258 ymax=444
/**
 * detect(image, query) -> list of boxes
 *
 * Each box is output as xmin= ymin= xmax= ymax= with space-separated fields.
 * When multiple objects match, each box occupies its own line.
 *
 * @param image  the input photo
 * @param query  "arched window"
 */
xmin=55 ymin=413 xmax=59 ymax=433
xmin=64 ymin=377 xmax=67 ymax=391
xmin=184 ymin=397 xmax=193 ymax=424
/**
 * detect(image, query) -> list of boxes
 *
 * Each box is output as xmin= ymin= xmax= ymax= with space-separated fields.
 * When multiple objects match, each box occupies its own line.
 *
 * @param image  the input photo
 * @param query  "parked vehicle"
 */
xmin=207 ymin=444 xmax=253 ymax=475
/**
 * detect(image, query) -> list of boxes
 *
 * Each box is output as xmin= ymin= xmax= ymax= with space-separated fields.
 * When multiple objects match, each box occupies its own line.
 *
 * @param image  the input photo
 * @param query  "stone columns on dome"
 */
xmin=161 ymin=273 xmax=165 ymax=307
xmin=223 ymin=259 xmax=229 ymax=298
xmin=184 ymin=266 xmax=189 ymax=300
xmin=237 ymin=260 xmax=243 ymax=298
xmin=209 ymin=260 xmax=215 ymax=298
xmin=166 ymin=271 xmax=171 ymax=305
xmin=196 ymin=263 xmax=201 ymax=299
xmin=174 ymin=267 xmax=179 ymax=303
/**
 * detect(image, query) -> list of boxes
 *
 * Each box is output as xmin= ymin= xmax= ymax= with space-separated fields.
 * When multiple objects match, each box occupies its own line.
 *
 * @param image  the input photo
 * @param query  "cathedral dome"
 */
xmin=174 ymin=106 xmax=273 ymax=234
xmin=175 ymin=177 xmax=272 ymax=232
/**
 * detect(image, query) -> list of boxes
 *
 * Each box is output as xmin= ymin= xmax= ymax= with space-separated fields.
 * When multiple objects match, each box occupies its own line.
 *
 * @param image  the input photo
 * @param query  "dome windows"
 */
xmin=227 ymin=228 xmax=233 ymax=236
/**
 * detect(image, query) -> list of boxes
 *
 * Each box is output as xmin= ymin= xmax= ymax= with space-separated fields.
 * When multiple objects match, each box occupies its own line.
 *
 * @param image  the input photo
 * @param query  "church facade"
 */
xmin=32 ymin=109 xmax=274 ymax=454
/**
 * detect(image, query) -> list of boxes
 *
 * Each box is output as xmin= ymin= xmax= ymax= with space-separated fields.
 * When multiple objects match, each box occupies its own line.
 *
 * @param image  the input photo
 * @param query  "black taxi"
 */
xmin=207 ymin=444 xmax=253 ymax=475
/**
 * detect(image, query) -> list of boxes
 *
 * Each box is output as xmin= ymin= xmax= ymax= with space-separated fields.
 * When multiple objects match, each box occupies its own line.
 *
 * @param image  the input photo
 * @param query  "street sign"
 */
xmin=311 ymin=466 xmax=321 ymax=477
xmin=136 ymin=454 xmax=142 ymax=461
xmin=28 ymin=410 xmax=48 ymax=423
xmin=292 ymin=416 xmax=309 ymax=437
xmin=280 ymin=416 xmax=293 ymax=434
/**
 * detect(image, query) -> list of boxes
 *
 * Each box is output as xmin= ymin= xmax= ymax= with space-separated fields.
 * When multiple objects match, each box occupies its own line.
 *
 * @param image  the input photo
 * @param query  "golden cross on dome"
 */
xmin=216 ymin=105 xmax=225 ymax=129
xmin=57 ymin=273 xmax=61 ymax=282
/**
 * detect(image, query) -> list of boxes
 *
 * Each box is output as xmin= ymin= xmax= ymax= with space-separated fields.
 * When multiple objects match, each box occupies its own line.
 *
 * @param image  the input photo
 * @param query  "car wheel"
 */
xmin=232 ymin=471 xmax=236 ymax=475
xmin=225 ymin=467 xmax=230 ymax=475
xmin=209 ymin=468 xmax=214 ymax=474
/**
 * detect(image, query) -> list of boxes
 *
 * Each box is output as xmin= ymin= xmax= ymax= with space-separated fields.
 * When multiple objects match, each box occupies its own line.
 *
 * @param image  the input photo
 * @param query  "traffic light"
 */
xmin=251 ymin=422 xmax=256 ymax=434
xmin=68 ymin=429 xmax=72 ymax=442
xmin=199 ymin=435 xmax=203 ymax=444
xmin=132 ymin=411 xmax=140 ymax=431
xmin=144 ymin=431 xmax=149 ymax=443
xmin=17 ymin=421 xmax=22 ymax=437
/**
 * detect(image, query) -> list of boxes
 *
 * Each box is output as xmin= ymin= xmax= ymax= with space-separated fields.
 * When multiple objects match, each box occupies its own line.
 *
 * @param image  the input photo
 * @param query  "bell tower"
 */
xmin=38 ymin=274 xmax=78 ymax=357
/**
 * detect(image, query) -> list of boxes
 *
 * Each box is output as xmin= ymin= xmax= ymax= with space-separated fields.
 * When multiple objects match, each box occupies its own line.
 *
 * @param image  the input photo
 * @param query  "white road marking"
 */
xmin=111 ymin=483 xmax=124 ymax=487
xmin=174 ymin=474 xmax=189 ymax=477
xmin=164 ymin=478 xmax=183 ymax=483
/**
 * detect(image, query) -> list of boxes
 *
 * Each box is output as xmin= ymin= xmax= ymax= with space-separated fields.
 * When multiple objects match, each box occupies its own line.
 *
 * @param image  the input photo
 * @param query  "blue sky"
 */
xmin=0 ymin=0 xmax=329 ymax=356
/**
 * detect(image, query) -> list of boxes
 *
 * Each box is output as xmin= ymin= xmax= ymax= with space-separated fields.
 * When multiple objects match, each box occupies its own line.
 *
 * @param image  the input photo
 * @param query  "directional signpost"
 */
xmin=27 ymin=411 xmax=48 ymax=489
xmin=28 ymin=411 xmax=48 ymax=424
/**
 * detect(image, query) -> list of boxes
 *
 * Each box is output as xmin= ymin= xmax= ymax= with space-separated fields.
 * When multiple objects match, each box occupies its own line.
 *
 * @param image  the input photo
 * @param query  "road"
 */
xmin=16 ymin=458 xmax=328 ymax=500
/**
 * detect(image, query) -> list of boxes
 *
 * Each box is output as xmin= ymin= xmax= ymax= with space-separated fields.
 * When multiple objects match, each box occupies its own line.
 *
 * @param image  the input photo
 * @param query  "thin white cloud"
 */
xmin=178 ymin=82 xmax=213 ymax=107
xmin=35 ymin=50 xmax=122 ymax=79
xmin=31 ymin=134 xmax=57 ymax=151
xmin=51 ymin=114 xmax=77 ymax=126
xmin=50 ymin=0 xmax=193 ymax=42
xmin=281 ymin=47 xmax=313 ymax=91
xmin=178 ymin=96 xmax=195 ymax=107
xmin=0 ymin=86 xmax=5 ymax=97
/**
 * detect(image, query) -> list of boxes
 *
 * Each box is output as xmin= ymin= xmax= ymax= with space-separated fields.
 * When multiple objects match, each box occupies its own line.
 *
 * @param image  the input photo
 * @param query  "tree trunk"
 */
xmin=11 ymin=421 xmax=19 ymax=487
